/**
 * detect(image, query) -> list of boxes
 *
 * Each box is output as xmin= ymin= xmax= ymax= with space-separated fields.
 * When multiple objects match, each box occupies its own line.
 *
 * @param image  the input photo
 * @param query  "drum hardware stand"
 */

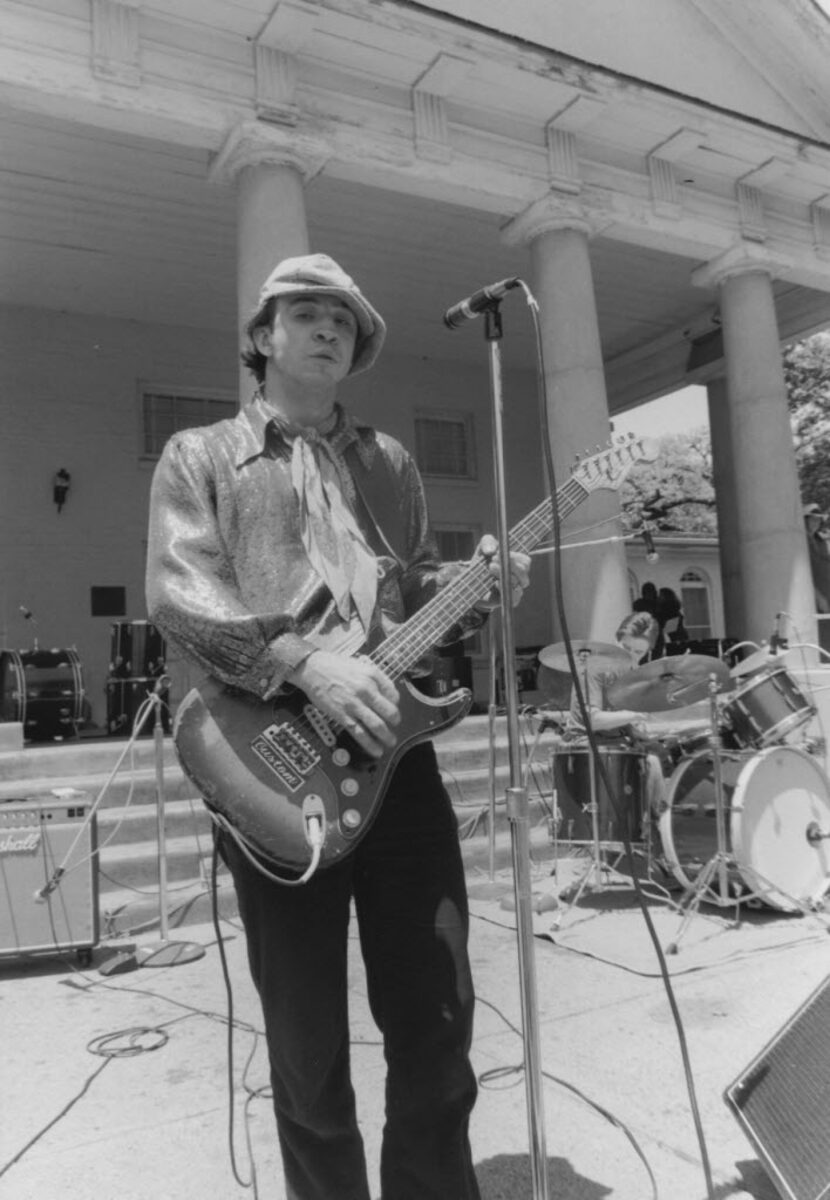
xmin=665 ymin=675 xmax=745 ymax=954
xmin=18 ymin=604 xmax=39 ymax=651
xmin=480 ymin=298 xmax=549 ymax=1200
xmin=133 ymin=677 xmax=205 ymax=969
xmin=550 ymin=670 xmax=633 ymax=928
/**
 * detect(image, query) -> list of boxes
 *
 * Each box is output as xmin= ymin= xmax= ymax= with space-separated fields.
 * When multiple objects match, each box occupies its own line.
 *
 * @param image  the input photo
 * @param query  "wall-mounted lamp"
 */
xmin=53 ymin=468 xmax=71 ymax=513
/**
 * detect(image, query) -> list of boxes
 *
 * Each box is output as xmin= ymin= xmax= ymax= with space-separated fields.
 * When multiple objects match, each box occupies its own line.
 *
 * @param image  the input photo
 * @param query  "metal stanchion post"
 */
xmin=488 ymin=622 xmax=499 ymax=881
xmin=484 ymin=304 xmax=549 ymax=1200
xmin=135 ymin=677 xmax=205 ymax=968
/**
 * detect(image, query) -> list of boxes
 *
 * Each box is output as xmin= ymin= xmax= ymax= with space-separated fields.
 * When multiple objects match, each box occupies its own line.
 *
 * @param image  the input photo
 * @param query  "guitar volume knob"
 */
xmin=342 ymin=808 xmax=362 ymax=828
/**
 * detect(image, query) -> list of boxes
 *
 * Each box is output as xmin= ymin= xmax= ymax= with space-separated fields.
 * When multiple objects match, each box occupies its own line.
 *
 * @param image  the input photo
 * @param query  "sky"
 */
xmin=611 ymin=385 xmax=709 ymax=439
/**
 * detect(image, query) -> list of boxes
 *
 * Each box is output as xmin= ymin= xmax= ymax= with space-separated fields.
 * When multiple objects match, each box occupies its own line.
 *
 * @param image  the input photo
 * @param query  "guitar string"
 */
xmin=285 ymin=444 xmax=640 ymax=744
xmin=367 ymin=476 xmax=589 ymax=679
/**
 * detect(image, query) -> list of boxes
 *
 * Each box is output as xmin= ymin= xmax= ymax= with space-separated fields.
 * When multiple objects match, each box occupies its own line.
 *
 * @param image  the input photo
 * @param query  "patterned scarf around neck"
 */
xmin=270 ymin=406 xmax=378 ymax=635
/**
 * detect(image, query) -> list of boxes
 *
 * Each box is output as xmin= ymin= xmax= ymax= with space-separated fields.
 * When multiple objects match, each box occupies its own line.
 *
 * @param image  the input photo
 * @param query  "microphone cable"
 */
xmin=520 ymin=281 xmax=716 ymax=1200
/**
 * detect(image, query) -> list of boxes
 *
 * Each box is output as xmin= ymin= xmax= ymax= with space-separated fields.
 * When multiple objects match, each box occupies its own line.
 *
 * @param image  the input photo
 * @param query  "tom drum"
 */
xmin=109 ymin=620 xmax=167 ymax=679
xmin=552 ymin=745 xmax=646 ymax=845
xmin=722 ymin=667 xmax=814 ymax=750
xmin=659 ymin=745 xmax=830 ymax=911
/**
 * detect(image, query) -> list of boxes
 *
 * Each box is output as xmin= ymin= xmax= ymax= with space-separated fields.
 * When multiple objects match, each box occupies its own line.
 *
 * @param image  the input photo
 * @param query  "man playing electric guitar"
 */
xmin=146 ymin=253 xmax=530 ymax=1200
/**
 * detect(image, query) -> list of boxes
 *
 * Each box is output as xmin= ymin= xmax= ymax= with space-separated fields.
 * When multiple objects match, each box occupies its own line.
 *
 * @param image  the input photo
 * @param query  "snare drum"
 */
xmin=0 ymin=648 xmax=85 ymax=740
xmin=552 ymin=745 xmax=646 ymax=844
xmin=659 ymin=745 xmax=830 ymax=911
xmin=722 ymin=666 xmax=814 ymax=749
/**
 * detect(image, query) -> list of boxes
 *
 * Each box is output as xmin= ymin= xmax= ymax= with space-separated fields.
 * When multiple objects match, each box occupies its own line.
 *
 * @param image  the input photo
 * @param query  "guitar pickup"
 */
xmin=251 ymin=720 xmax=321 ymax=791
xmin=303 ymin=703 xmax=337 ymax=747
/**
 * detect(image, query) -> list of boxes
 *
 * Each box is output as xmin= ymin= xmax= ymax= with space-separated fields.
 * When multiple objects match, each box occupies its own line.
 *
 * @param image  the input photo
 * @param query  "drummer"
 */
xmin=567 ymin=612 xmax=660 ymax=731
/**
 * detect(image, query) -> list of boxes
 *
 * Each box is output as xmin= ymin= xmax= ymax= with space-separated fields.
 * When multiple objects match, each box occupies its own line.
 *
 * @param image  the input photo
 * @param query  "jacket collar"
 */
xmin=234 ymin=392 xmax=376 ymax=469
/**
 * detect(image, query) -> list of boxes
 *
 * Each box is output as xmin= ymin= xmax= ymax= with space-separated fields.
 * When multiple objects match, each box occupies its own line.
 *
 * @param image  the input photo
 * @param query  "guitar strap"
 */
xmin=343 ymin=442 xmax=409 ymax=568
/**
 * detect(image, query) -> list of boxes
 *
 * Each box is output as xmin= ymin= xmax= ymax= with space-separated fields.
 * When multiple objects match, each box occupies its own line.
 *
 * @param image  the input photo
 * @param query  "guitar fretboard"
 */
xmin=367 ymin=476 xmax=590 ymax=681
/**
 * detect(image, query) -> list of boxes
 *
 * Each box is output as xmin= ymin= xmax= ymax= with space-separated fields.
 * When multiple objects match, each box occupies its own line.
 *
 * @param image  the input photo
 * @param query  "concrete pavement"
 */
xmin=3 ymin=844 xmax=830 ymax=1200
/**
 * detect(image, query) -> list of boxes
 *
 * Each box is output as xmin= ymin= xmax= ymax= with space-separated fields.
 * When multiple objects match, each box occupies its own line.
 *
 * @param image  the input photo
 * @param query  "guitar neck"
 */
xmin=368 ymin=475 xmax=588 ymax=682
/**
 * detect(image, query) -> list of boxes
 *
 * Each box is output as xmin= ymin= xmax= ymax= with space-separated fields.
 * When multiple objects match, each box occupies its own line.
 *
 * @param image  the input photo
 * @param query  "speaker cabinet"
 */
xmin=724 ymin=974 xmax=830 ymax=1200
xmin=0 ymin=800 xmax=98 ymax=959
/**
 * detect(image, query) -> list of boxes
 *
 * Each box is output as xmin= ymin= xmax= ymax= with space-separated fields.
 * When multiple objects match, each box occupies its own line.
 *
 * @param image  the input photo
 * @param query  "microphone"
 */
xmin=19 ymin=605 xmax=33 ymax=620
xmin=641 ymin=527 xmax=659 ymax=563
xmin=769 ymin=612 xmax=786 ymax=652
xmin=443 ymin=277 xmax=522 ymax=329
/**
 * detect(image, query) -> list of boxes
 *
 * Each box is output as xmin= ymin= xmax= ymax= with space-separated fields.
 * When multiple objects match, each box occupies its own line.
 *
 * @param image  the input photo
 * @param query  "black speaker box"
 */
xmin=0 ymin=799 xmax=99 ymax=959
xmin=724 ymin=974 xmax=830 ymax=1200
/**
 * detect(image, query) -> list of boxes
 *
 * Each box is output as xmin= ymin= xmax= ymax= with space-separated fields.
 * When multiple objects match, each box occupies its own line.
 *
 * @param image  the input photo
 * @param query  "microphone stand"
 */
xmin=483 ymin=303 xmax=549 ymax=1200
xmin=487 ymin=621 xmax=498 ymax=881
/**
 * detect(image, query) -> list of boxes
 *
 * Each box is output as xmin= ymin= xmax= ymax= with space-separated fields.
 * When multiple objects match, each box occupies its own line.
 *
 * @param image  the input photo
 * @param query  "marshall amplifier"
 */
xmin=0 ymin=799 xmax=99 ymax=961
xmin=724 ymin=974 xmax=830 ymax=1200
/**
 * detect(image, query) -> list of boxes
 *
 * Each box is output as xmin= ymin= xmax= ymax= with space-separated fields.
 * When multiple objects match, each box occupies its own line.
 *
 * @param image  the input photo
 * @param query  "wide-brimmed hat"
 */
xmin=257 ymin=252 xmax=386 ymax=375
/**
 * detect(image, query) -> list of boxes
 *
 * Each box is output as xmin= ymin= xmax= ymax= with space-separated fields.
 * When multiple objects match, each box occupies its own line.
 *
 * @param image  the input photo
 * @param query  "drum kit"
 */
xmin=537 ymin=637 xmax=830 ymax=924
xmin=0 ymin=615 xmax=168 ymax=741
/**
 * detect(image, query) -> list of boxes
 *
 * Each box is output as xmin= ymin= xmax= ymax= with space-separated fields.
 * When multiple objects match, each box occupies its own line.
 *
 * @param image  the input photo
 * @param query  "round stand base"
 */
xmin=135 ymin=939 xmax=206 ymax=968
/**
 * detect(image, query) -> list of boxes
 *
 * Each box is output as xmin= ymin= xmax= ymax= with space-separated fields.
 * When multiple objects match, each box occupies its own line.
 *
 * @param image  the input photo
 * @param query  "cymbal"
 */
xmin=538 ymin=640 xmax=630 ymax=674
xmin=730 ymin=647 xmax=780 ymax=678
xmin=607 ymin=655 xmax=733 ymax=713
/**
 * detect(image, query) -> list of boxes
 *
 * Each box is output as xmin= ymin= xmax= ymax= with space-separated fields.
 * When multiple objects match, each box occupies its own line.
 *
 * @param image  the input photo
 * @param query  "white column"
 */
xmin=210 ymin=121 xmax=329 ymax=395
xmin=503 ymin=196 xmax=630 ymax=643
xmin=693 ymin=244 xmax=817 ymax=651
xmin=706 ymin=376 xmax=743 ymax=636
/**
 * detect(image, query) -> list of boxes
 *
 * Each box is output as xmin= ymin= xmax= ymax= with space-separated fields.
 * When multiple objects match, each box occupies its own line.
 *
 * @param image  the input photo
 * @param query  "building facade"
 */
xmin=2 ymin=0 xmax=830 ymax=725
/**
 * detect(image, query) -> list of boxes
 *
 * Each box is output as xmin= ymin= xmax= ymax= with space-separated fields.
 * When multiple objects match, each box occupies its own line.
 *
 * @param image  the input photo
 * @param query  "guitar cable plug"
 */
xmin=305 ymin=814 xmax=324 ymax=849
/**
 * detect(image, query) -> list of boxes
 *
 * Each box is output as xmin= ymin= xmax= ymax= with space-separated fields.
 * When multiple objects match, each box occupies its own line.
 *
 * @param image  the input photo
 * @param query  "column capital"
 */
xmin=501 ymin=193 xmax=595 ymax=247
xmin=691 ymin=241 xmax=792 ymax=290
xmin=208 ymin=120 xmax=330 ymax=186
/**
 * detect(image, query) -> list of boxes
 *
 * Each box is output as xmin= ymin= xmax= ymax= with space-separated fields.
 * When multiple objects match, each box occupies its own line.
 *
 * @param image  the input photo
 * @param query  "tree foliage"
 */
xmin=783 ymin=332 xmax=830 ymax=514
xmin=619 ymin=330 xmax=830 ymax=533
xmin=620 ymin=426 xmax=716 ymax=535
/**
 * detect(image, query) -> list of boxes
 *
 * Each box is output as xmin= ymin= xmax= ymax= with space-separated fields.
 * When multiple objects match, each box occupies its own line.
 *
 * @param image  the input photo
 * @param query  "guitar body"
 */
xmin=171 ymin=436 xmax=656 ymax=876
xmin=174 ymin=677 xmax=473 ymax=871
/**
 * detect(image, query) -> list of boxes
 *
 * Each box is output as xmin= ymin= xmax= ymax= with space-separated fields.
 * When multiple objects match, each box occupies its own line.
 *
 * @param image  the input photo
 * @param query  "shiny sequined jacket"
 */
xmin=146 ymin=397 xmax=482 ymax=700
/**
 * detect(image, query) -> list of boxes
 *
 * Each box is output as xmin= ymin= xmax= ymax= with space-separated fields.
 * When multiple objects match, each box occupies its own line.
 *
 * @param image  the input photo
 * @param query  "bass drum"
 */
xmin=0 ymin=648 xmax=85 ymax=740
xmin=659 ymin=745 xmax=830 ymax=912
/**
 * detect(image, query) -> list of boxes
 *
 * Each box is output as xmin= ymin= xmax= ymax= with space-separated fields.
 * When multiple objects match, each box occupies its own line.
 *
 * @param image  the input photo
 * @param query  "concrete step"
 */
xmin=0 ymin=713 xmax=560 ymax=941
xmin=99 ymin=813 xmax=558 ymax=941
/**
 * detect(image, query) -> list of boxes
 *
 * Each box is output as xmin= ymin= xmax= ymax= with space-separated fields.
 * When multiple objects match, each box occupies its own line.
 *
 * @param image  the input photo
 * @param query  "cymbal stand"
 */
xmin=665 ymin=674 xmax=740 ymax=954
xmin=552 ymin=668 xmax=627 ymax=925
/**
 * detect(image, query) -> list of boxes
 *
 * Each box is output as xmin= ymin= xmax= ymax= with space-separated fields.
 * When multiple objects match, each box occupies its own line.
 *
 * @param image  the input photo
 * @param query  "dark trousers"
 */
xmin=221 ymin=741 xmax=481 ymax=1200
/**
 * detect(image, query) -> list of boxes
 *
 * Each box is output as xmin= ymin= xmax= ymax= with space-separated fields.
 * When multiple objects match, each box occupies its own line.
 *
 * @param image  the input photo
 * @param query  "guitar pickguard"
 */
xmin=173 ymin=678 xmax=472 ymax=871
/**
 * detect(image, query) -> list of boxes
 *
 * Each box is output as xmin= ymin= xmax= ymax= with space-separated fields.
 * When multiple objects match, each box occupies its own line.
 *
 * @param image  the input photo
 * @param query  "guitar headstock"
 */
xmin=572 ymin=435 xmax=658 ymax=494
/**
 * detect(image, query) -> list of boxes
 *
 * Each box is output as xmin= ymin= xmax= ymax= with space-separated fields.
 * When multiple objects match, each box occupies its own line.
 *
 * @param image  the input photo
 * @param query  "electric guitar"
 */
xmin=173 ymin=436 xmax=656 ymax=872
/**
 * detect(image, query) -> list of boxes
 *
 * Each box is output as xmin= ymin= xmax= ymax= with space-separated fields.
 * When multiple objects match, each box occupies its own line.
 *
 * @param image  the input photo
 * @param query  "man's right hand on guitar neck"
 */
xmin=286 ymin=650 xmax=401 ymax=758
